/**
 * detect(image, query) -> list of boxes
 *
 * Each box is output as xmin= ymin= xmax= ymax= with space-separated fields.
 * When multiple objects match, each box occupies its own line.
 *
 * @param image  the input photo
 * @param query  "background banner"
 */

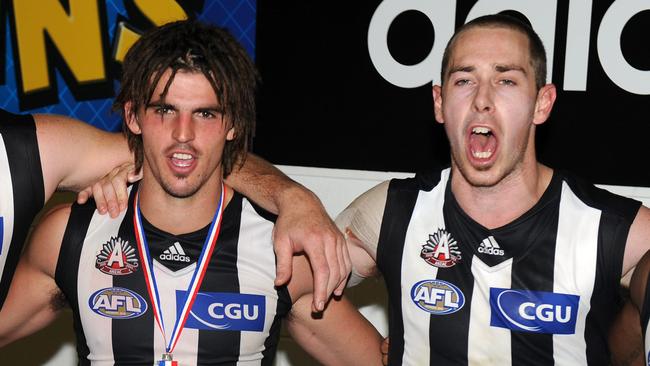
xmin=2 ymin=1 xmax=649 ymax=187
xmin=255 ymin=1 xmax=650 ymax=187
xmin=0 ymin=0 xmax=255 ymax=130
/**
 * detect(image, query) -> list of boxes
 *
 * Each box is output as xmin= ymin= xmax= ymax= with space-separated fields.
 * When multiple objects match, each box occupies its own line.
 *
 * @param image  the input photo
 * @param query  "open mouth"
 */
xmin=171 ymin=152 xmax=194 ymax=167
xmin=469 ymin=126 xmax=496 ymax=160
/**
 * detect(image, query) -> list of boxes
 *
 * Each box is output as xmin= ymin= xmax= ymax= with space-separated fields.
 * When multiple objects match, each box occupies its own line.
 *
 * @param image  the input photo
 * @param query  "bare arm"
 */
xmin=0 ymin=205 xmax=69 ymax=347
xmin=286 ymin=255 xmax=382 ymax=365
xmin=35 ymin=113 xmax=132 ymax=201
xmin=335 ymin=180 xmax=389 ymax=286
xmin=608 ymin=250 xmax=650 ymax=366
xmin=226 ymin=154 xmax=350 ymax=312
xmin=622 ymin=206 xmax=650 ymax=283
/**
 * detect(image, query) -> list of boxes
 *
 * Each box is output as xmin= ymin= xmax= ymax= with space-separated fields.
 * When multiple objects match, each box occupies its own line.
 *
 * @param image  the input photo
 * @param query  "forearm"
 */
xmin=288 ymin=294 xmax=382 ymax=366
xmin=225 ymin=153 xmax=316 ymax=214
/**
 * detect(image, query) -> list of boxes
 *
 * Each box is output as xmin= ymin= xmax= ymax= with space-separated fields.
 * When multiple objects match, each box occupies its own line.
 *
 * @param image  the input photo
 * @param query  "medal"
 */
xmin=156 ymin=352 xmax=177 ymax=366
xmin=135 ymin=184 xmax=226 ymax=365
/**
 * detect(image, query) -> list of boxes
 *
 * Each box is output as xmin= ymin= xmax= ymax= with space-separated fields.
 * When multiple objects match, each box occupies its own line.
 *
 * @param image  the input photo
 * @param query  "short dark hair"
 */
xmin=440 ymin=14 xmax=547 ymax=90
xmin=114 ymin=19 xmax=258 ymax=177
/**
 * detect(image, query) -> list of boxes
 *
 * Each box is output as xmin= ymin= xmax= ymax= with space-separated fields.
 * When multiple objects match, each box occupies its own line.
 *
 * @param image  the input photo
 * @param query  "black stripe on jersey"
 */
xmin=55 ymin=201 xmax=97 ymax=365
xmin=196 ymin=193 xmax=244 ymax=365
xmin=0 ymin=112 xmax=44 ymax=308
xmin=261 ymin=285 xmax=291 ymax=366
xmin=112 ymin=188 xmax=155 ymax=365
xmin=585 ymin=211 xmax=636 ymax=365
xmin=247 ymin=195 xmax=291 ymax=366
xmin=507 ymin=188 xmax=560 ymax=366
xmin=378 ymin=171 xmax=442 ymax=366
xmin=435 ymin=191 xmax=476 ymax=366
xmin=562 ymin=173 xmax=640 ymax=365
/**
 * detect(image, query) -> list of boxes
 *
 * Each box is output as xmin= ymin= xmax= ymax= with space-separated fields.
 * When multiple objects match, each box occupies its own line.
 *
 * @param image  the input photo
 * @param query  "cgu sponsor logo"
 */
xmin=410 ymin=279 xmax=465 ymax=315
xmin=490 ymin=288 xmax=579 ymax=334
xmin=178 ymin=291 xmax=266 ymax=332
xmin=89 ymin=287 xmax=147 ymax=319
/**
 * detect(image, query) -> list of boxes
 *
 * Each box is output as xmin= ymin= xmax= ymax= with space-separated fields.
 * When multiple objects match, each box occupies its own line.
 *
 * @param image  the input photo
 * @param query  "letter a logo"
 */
xmin=420 ymin=228 xmax=461 ymax=268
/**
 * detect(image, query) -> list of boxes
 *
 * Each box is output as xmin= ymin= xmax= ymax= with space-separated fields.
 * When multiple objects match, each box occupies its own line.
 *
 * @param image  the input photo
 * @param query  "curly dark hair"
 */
xmin=114 ymin=19 xmax=258 ymax=177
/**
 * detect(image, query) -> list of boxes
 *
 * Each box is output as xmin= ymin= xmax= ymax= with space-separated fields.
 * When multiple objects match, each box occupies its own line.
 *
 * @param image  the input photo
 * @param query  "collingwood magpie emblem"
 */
xmin=420 ymin=228 xmax=461 ymax=268
xmin=95 ymin=237 xmax=139 ymax=275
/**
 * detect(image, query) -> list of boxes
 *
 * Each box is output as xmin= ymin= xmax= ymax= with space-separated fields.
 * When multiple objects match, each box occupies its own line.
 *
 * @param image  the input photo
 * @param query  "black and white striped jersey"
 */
xmin=377 ymin=168 xmax=639 ymax=365
xmin=0 ymin=109 xmax=44 ymax=310
xmin=55 ymin=185 xmax=291 ymax=365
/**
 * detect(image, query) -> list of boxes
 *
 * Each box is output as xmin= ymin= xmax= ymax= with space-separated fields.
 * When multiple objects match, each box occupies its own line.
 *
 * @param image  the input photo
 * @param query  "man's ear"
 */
xmin=125 ymin=102 xmax=142 ymax=134
xmin=533 ymin=83 xmax=557 ymax=126
xmin=226 ymin=126 xmax=235 ymax=141
xmin=433 ymin=85 xmax=444 ymax=124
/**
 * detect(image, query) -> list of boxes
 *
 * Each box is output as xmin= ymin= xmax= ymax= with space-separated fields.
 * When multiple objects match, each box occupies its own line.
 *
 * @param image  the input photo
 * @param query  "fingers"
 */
xmin=76 ymin=187 xmax=92 ymax=204
xmin=78 ymin=163 xmax=135 ymax=218
xmin=273 ymin=228 xmax=294 ymax=287
xmin=127 ymin=168 xmax=143 ymax=183
xmin=334 ymin=234 xmax=352 ymax=296
xmin=307 ymin=249 xmax=331 ymax=312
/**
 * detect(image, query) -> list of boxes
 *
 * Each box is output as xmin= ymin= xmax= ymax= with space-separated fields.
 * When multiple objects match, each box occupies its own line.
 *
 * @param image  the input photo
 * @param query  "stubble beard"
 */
xmin=160 ymin=174 xmax=203 ymax=199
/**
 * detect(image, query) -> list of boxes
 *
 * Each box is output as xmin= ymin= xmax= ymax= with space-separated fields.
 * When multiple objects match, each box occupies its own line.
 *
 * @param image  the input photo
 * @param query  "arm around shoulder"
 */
xmin=35 ymin=113 xmax=131 ymax=196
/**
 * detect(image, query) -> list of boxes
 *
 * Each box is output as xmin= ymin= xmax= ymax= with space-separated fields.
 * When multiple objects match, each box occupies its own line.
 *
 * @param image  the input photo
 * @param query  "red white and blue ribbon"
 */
xmin=133 ymin=184 xmax=225 ymax=358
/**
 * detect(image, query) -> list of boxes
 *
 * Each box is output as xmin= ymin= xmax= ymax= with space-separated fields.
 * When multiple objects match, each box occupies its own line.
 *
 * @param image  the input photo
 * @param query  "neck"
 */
xmin=136 ymin=174 xmax=228 ymax=235
xmin=451 ymin=161 xmax=553 ymax=229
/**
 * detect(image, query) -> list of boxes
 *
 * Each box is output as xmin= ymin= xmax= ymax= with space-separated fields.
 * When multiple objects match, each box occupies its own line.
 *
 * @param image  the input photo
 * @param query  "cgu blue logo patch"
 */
xmin=89 ymin=287 xmax=148 ymax=319
xmin=178 ymin=291 xmax=266 ymax=332
xmin=490 ymin=288 xmax=579 ymax=334
xmin=410 ymin=279 xmax=465 ymax=315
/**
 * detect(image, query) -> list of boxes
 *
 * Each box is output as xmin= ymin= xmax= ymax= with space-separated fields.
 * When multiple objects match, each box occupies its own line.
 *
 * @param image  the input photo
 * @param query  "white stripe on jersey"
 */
xmin=78 ymin=206 xmax=128 ymax=365
xmin=468 ymin=257 xmax=513 ymax=365
xmin=552 ymin=182 xmax=600 ymax=364
xmin=400 ymin=169 xmax=449 ymax=365
xmin=153 ymin=260 xmax=198 ymax=365
xmin=236 ymin=198 xmax=278 ymax=365
xmin=0 ymin=135 xmax=15 ymax=280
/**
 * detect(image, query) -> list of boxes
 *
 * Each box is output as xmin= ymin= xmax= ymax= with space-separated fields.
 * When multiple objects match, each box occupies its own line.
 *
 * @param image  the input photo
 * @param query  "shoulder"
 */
xmin=559 ymin=171 xmax=640 ymax=220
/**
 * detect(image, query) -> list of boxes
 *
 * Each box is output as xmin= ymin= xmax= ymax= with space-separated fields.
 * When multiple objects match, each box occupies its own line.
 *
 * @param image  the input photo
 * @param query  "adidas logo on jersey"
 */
xmin=477 ymin=236 xmax=504 ymax=256
xmin=159 ymin=242 xmax=191 ymax=262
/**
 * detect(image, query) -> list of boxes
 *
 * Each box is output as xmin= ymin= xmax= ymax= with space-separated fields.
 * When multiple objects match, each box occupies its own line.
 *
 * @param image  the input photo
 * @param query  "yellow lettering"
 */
xmin=13 ymin=0 xmax=105 ymax=93
xmin=114 ymin=0 xmax=187 ymax=62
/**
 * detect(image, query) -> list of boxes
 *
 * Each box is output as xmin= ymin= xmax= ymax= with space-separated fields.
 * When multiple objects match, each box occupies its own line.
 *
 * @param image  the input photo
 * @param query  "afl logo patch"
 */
xmin=89 ymin=287 xmax=147 ymax=319
xmin=420 ymin=228 xmax=461 ymax=268
xmin=411 ymin=279 xmax=465 ymax=315
xmin=95 ymin=237 xmax=139 ymax=275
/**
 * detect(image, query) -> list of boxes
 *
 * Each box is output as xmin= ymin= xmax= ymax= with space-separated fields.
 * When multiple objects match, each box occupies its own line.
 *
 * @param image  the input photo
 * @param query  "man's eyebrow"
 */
xmin=146 ymin=101 xmax=176 ymax=110
xmin=448 ymin=65 xmax=475 ymax=75
xmin=495 ymin=64 xmax=527 ymax=75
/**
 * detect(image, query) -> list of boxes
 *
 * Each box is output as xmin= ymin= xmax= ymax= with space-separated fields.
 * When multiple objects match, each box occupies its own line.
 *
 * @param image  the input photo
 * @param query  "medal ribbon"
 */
xmin=133 ymin=184 xmax=225 ymax=355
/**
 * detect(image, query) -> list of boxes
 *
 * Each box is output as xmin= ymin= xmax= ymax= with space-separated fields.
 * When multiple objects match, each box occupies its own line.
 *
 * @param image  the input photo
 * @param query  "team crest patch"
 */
xmin=95 ymin=237 xmax=139 ymax=275
xmin=89 ymin=287 xmax=148 ymax=319
xmin=411 ymin=279 xmax=465 ymax=315
xmin=420 ymin=228 xmax=461 ymax=268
